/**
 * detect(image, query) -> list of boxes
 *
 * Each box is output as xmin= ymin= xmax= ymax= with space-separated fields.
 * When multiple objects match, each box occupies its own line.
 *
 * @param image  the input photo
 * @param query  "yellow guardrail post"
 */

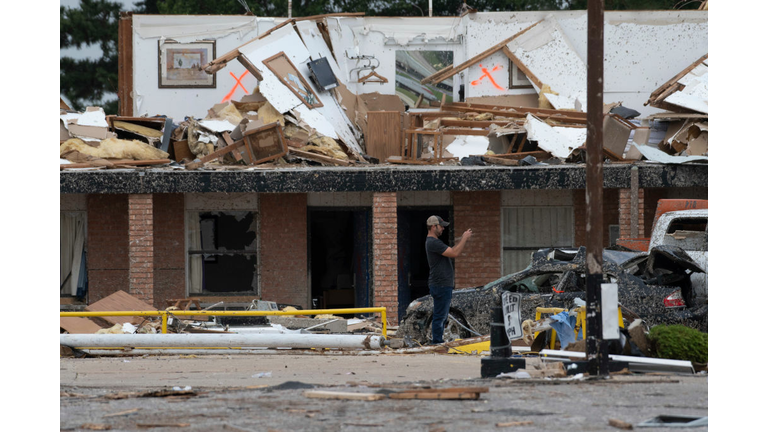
xmin=61 ymin=307 xmax=388 ymax=338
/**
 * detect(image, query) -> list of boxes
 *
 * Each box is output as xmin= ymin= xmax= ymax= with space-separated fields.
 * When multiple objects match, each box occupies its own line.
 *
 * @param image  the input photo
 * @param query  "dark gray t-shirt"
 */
xmin=426 ymin=236 xmax=454 ymax=287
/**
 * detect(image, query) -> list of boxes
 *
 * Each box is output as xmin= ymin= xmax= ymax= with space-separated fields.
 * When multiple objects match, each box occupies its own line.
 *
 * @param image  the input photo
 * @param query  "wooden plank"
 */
xmin=446 ymin=102 xmax=588 ymax=120
xmin=441 ymin=128 xmax=491 ymax=136
xmin=366 ymin=111 xmax=402 ymax=162
xmin=491 ymin=151 xmax=551 ymax=161
xmin=422 ymin=20 xmax=543 ymax=85
xmin=60 ymin=317 xmax=105 ymax=334
xmin=482 ymin=156 xmax=519 ymax=166
xmin=222 ymin=132 xmax=242 ymax=162
xmin=304 ymin=390 xmax=385 ymax=401
xmin=185 ymin=140 xmax=246 ymax=170
xmin=501 ymin=46 xmax=543 ymax=89
xmin=443 ymin=104 xmax=587 ymax=124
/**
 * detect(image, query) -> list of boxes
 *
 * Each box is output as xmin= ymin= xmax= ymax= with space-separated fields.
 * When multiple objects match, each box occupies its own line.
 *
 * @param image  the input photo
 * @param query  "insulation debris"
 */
xmin=60 ymin=137 xmax=169 ymax=161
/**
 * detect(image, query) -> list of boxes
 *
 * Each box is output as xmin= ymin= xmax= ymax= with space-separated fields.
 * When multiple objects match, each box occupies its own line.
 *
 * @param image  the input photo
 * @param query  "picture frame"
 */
xmin=158 ymin=40 xmax=216 ymax=88
xmin=262 ymin=52 xmax=323 ymax=109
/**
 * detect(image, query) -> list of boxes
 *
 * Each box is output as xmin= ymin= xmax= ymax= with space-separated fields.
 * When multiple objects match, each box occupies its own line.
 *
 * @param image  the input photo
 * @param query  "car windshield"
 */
xmin=508 ymin=272 xmax=566 ymax=294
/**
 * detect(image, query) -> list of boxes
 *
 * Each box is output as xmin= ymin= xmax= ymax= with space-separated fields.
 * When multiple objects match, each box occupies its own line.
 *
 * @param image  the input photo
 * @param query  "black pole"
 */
xmin=586 ymin=0 xmax=609 ymax=377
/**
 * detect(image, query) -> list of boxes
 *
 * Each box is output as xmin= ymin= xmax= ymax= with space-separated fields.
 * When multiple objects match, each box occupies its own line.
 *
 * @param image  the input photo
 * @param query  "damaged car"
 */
xmin=396 ymin=245 xmax=707 ymax=344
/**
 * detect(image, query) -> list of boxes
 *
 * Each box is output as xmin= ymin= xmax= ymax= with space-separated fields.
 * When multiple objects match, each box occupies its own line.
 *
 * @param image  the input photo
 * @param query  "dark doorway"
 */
xmin=309 ymin=209 xmax=371 ymax=312
xmin=397 ymin=207 xmax=452 ymax=320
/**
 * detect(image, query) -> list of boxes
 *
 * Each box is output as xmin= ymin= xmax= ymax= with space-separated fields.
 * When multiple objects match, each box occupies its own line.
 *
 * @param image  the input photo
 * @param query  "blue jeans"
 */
xmin=429 ymin=285 xmax=453 ymax=344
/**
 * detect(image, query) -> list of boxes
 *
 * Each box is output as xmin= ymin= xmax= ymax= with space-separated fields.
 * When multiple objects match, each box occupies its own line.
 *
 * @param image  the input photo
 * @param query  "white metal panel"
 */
xmin=501 ymin=206 xmax=574 ymax=274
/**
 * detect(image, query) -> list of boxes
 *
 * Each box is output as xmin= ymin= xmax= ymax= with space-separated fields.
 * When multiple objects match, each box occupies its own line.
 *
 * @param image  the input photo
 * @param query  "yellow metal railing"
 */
xmin=60 ymin=307 xmax=388 ymax=337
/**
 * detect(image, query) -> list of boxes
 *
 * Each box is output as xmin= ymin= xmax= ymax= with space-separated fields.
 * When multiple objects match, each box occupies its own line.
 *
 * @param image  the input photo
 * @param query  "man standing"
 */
xmin=425 ymin=215 xmax=472 ymax=344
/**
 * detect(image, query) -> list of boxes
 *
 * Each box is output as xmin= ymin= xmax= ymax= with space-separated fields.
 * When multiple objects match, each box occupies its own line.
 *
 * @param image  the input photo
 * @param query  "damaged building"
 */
xmin=60 ymin=10 xmax=708 ymax=325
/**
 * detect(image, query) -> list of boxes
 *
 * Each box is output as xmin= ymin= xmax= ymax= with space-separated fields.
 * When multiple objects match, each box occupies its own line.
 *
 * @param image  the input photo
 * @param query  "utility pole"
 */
xmin=586 ymin=0 xmax=609 ymax=376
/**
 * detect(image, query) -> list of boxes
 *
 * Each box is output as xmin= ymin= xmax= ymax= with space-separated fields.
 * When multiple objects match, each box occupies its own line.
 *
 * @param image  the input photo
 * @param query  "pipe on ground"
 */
xmin=60 ymin=333 xmax=385 ymax=350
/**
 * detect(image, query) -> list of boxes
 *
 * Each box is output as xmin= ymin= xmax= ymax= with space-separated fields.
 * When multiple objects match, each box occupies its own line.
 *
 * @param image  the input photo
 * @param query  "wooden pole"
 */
xmin=586 ymin=0 xmax=609 ymax=377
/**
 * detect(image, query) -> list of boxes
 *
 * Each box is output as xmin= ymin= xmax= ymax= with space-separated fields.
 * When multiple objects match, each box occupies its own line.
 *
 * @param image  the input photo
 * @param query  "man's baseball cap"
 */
xmin=426 ymin=215 xmax=449 ymax=227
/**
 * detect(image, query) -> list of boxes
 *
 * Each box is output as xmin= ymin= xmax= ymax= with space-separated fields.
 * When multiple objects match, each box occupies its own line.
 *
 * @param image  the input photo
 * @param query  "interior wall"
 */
xmin=131 ymin=11 xmax=707 ymax=120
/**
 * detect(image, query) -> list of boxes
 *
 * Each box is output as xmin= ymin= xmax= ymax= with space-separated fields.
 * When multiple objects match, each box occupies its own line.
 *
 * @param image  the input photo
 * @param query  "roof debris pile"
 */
xmin=60 ymin=13 xmax=707 ymax=170
xmin=634 ymin=54 xmax=708 ymax=164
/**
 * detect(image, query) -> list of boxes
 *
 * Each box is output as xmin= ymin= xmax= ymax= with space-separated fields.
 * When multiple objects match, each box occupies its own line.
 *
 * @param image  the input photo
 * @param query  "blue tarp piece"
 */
xmin=550 ymin=311 xmax=578 ymax=348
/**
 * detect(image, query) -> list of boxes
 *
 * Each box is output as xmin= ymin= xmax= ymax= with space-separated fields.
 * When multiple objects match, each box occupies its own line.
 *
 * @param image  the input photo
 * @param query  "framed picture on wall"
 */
xmin=158 ymin=40 xmax=216 ymax=88
xmin=262 ymin=52 xmax=323 ymax=109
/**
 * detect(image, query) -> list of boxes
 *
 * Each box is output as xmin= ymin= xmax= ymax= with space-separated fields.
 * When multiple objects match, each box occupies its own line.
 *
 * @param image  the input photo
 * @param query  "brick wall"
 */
xmin=372 ymin=192 xmax=398 ymax=324
xmin=573 ymin=188 xmax=620 ymax=248
xmin=153 ymin=194 xmax=185 ymax=308
xmin=87 ymin=194 xmax=129 ymax=303
xmin=452 ymin=191 xmax=502 ymax=288
xmin=259 ymin=193 xmax=309 ymax=308
xmin=128 ymin=194 xmax=154 ymax=305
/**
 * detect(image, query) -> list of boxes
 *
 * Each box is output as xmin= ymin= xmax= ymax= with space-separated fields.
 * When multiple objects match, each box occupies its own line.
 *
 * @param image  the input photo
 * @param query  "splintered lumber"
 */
xmin=389 ymin=387 xmax=489 ymax=400
xmin=304 ymin=390 xmax=385 ymax=401
xmin=497 ymin=421 xmax=534 ymax=427
xmin=290 ymin=149 xmax=356 ymax=166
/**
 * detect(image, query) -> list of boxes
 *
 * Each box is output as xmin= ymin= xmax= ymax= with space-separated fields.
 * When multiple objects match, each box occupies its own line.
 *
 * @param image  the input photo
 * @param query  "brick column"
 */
xmin=259 ymin=193 xmax=308 ymax=308
xmin=452 ymin=191 xmax=501 ymax=288
xmin=619 ymin=188 xmax=645 ymax=239
xmin=128 ymin=194 xmax=154 ymax=305
xmin=372 ymin=192 xmax=398 ymax=325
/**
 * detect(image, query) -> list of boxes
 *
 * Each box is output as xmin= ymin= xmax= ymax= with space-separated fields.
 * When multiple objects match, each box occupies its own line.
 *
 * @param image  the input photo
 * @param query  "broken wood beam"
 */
xmin=185 ymin=140 xmax=246 ymax=170
xmin=488 ymin=151 xmax=551 ymax=161
xmin=482 ymin=156 xmax=519 ymax=166
xmin=501 ymin=46 xmax=544 ymax=89
xmin=222 ymin=132 xmax=242 ymax=162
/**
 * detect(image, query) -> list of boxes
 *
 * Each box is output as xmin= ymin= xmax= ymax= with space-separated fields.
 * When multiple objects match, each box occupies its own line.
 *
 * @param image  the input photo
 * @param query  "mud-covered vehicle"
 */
xmin=396 ymin=246 xmax=707 ymax=344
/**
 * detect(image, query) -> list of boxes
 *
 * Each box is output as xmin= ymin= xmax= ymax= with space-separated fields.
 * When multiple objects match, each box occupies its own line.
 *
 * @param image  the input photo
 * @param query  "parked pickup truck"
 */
xmin=648 ymin=208 xmax=708 ymax=307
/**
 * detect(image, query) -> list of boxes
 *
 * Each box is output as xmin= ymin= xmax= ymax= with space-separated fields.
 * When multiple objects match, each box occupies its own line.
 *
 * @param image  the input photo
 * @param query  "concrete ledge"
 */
xmin=60 ymin=163 xmax=707 ymax=194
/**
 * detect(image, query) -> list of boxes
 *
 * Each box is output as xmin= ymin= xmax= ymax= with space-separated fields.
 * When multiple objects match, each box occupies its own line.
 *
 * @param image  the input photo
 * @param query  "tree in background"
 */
xmin=60 ymin=0 xmax=123 ymax=114
xmin=60 ymin=0 xmax=704 ymax=114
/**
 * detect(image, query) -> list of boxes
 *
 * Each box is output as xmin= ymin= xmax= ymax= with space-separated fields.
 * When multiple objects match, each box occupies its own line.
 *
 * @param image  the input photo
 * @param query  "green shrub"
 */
xmin=648 ymin=325 xmax=707 ymax=364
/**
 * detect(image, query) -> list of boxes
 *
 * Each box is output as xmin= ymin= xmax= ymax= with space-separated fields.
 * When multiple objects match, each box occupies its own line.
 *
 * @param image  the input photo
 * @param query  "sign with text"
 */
xmin=501 ymin=292 xmax=522 ymax=341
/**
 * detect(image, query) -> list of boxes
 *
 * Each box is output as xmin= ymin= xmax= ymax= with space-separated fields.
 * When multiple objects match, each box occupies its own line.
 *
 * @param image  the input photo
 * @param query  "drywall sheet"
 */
xmin=507 ymin=16 xmax=586 ymax=111
xmin=632 ymin=144 xmax=708 ymax=164
xmin=239 ymin=25 xmax=362 ymax=153
xmin=524 ymin=114 xmax=586 ymax=159
xmin=665 ymin=61 xmax=708 ymax=114
xmin=445 ymin=135 xmax=490 ymax=159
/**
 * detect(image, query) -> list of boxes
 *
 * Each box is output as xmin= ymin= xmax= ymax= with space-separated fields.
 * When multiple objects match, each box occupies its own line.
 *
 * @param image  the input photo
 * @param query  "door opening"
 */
xmin=397 ymin=207 xmax=451 ymax=320
xmin=309 ymin=209 xmax=371 ymax=314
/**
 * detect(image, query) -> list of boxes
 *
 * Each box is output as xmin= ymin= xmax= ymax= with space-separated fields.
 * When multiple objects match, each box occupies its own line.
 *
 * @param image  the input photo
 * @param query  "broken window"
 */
xmin=61 ymin=212 xmax=87 ymax=297
xmin=187 ymin=211 xmax=258 ymax=294
xmin=395 ymin=50 xmax=453 ymax=108
xmin=502 ymin=207 xmax=574 ymax=274
xmin=663 ymin=217 xmax=708 ymax=251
